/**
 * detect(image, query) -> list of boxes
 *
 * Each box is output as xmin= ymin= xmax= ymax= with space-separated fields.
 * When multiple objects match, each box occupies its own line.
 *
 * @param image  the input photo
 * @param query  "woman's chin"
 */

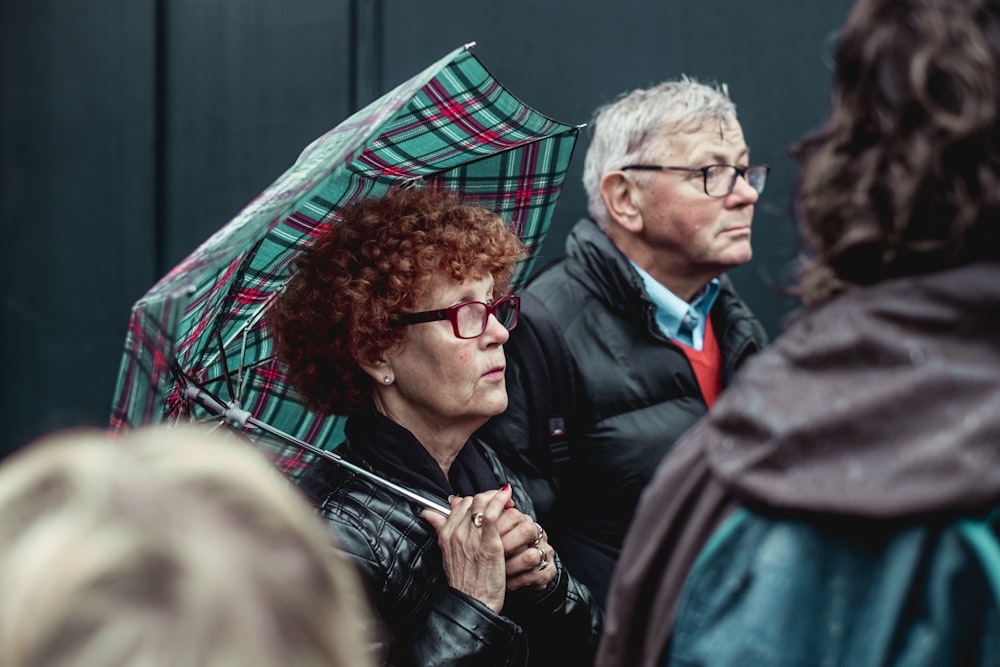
xmin=476 ymin=391 xmax=509 ymax=420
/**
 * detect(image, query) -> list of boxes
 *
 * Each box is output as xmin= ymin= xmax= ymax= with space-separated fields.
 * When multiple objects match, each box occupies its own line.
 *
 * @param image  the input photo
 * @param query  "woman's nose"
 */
xmin=483 ymin=312 xmax=510 ymax=344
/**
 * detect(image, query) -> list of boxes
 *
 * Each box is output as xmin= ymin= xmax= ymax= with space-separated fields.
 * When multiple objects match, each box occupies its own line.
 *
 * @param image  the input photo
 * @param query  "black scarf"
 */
xmin=343 ymin=406 xmax=500 ymax=499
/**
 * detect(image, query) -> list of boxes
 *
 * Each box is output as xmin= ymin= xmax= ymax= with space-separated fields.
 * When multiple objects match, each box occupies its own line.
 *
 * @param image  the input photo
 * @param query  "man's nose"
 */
xmin=729 ymin=172 xmax=760 ymax=203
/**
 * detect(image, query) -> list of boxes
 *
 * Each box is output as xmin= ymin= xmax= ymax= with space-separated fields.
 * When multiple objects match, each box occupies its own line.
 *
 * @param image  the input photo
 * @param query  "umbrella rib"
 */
xmin=199 ymin=292 xmax=280 ymax=404
xmin=235 ymin=294 xmax=279 ymax=399
xmin=215 ymin=329 xmax=238 ymax=402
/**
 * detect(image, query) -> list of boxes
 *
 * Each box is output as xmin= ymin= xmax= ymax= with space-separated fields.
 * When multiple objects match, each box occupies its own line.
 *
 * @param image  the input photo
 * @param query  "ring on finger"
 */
xmin=534 ymin=546 xmax=549 ymax=571
xmin=471 ymin=512 xmax=484 ymax=528
xmin=532 ymin=522 xmax=545 ymax=546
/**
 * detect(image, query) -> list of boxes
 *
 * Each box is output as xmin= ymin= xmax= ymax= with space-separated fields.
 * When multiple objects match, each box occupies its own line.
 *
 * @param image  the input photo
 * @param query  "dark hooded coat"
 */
xmin=597 ymin=261 xmax=1000 ymax=667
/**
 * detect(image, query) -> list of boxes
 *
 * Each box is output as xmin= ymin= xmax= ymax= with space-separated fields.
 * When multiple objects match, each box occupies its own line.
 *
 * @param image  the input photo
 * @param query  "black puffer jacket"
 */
xmin=299 ymin=414 xmax=603 ymax=667
xmin=485 ymin=218 xmax=768 ymax=607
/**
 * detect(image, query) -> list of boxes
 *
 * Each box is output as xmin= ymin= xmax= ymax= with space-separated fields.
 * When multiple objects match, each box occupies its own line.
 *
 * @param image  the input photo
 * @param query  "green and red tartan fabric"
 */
xmin=109 ymin=44 xmax=580 ymax=480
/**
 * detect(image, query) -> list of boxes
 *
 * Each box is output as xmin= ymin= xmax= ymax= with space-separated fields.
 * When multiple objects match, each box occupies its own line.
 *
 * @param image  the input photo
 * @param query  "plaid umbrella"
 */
xmin=109 ymin=43 xmax=580 ymax=504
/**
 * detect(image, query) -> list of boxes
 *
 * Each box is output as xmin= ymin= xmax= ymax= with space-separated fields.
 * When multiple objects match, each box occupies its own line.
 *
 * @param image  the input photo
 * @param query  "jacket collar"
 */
xmin=564 ymin=218 xmax=761 ymax=356
xmin=563 ymin=218 xmax=662 ymax=339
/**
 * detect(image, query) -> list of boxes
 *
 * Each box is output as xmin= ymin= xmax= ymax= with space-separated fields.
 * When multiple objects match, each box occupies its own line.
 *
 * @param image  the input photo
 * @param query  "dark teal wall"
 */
xmin=0 ymin=0 xmax=854 ymax=454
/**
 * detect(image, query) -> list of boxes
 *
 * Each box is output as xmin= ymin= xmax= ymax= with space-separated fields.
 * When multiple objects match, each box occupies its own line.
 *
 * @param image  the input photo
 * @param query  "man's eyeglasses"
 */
xmin=393 ymin=295 xmax=520 ymax=339
xmin=620 ymin=163 xmax=770 ymax=198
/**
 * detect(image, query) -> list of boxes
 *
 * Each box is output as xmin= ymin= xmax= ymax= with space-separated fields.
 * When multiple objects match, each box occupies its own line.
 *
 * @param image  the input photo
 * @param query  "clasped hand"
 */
xmin=421 ymin=484 xmax=557 ymax=613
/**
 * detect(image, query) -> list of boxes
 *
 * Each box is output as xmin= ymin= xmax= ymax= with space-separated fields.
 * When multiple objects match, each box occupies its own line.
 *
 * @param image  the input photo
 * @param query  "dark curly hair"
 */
xmin=790 ymin=0 xmax=1000 ymax=304
xmin=269 ymin=187 xmax=524 ymax=416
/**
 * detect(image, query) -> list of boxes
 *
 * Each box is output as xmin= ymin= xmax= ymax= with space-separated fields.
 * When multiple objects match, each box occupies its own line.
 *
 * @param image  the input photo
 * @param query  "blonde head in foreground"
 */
xmin=0 ymin=426 xmax=374 ymax=667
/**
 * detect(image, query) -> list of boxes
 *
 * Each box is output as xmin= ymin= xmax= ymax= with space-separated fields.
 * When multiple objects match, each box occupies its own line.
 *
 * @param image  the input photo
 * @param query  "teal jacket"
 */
xmin=598 ymin=262 xmax=1000 ymax=667
xmin=672 ymin=509 xmax=1000 ymax=666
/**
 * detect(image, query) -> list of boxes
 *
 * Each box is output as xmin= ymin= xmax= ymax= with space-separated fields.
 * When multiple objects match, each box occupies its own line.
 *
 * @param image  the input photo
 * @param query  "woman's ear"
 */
xmin=359 ymin=358 xmax=394 ymax=386
xmin=600 ymin=171 xmax=644 ymax=233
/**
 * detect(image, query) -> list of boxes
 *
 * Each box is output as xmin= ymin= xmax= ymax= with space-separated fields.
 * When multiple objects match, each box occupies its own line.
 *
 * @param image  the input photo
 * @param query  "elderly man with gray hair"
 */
xmin=481 ymin=77 xmax=769 ymax=609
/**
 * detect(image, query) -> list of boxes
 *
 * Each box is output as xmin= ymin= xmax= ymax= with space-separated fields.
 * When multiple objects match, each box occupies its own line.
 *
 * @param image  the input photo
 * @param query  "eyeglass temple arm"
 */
xmin=620 ymin=164 xmax=670 ymax=171
xmin=394 ymin=308 xmax=449 ymax=325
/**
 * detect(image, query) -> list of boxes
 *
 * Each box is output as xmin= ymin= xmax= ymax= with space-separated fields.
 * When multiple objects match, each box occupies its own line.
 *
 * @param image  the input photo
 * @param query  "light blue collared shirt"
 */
xmin=631 ymin=262 xmax=720 ymax=350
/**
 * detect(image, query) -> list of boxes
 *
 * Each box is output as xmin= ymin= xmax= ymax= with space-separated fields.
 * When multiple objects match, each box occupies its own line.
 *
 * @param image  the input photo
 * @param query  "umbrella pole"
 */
xmin=247 ymin=415 xmax=452 ymax=517
xmin=176 ymin=371 xmax=450 ymax=516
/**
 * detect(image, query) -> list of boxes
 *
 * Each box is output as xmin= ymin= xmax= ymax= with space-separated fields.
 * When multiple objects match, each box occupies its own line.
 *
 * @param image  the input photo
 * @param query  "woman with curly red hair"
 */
xmin=269 ymin=187 xmax=601 ymax=666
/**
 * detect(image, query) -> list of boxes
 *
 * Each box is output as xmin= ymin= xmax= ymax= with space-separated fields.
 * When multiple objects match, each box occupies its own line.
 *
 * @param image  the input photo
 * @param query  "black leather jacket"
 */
xmin=299 ymin=417 xmax=602 ymax=666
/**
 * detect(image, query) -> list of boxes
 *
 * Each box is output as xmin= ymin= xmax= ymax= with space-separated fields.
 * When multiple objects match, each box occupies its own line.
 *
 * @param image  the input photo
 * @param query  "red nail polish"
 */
xmin=501 ymin=483 xmax=511 ymax=491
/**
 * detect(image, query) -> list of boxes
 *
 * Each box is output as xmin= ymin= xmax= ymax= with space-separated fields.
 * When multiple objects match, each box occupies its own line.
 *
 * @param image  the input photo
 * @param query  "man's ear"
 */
xmin=600 ymin=171 xmax=644 ymax=233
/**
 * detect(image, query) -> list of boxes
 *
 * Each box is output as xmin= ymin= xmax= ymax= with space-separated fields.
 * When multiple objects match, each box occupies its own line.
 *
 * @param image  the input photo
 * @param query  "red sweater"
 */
xmin=677 ymin=318 xmax=722 ymax=409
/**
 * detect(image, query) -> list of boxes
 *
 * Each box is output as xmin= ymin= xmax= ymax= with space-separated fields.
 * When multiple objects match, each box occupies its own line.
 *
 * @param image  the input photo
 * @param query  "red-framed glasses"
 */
xmin=393 ymin=295 xmax=520 ymax=339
